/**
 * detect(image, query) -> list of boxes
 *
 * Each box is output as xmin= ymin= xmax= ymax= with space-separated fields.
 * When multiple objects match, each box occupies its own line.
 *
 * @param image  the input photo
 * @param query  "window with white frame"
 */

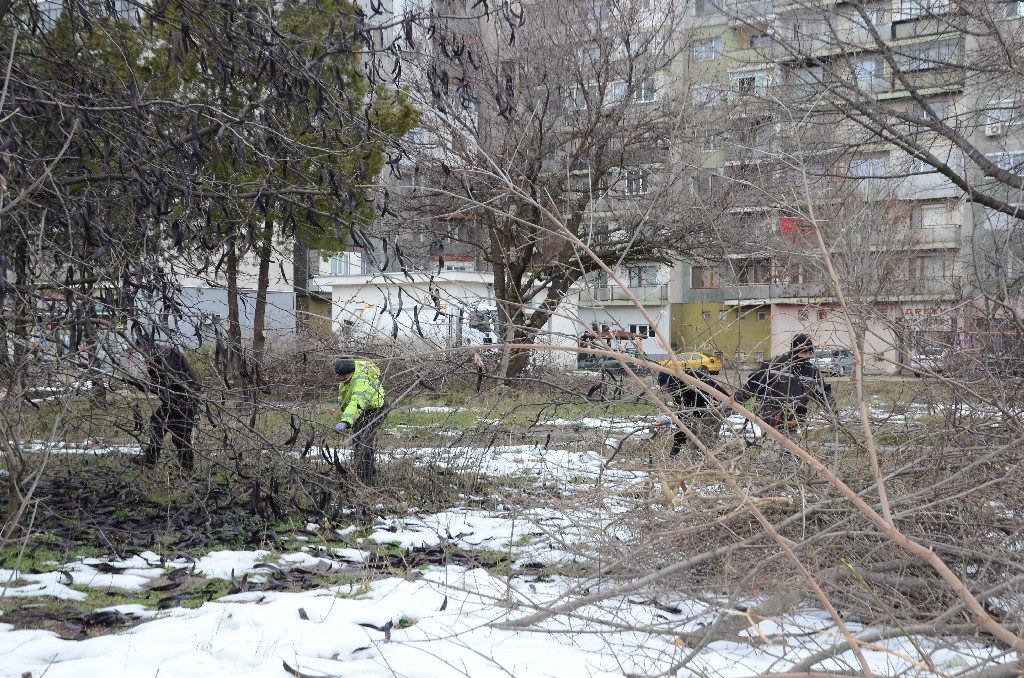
xmin=1000 ymin=1 xmax=1024 ymax=18
xmin=901 ymin=38 xmax=959 ymax=71
xmin=627 ymin=265 xmax=658 ymax=287
xmin=910 ymin=154 xmax=938 ymax=174
xmin=635 ymin=77 xmax=658 ymax=103
xmin=748 ymin=32 xmax=772 ymax=48
xmin=625 ymin=31 xmax=654 ymax=56
xmin=629 ymin=324 xmax=656 ymax=337
xmin=909 ymin=99 xmax=949 ymax=131
xmin=853 ymin=56 xmax=887 ymax=89
xmin=694 ymin=37 xmax=723 ymax=61
xmin=719 ymin=309 xmax=729 ymax=320
xmin=701 ymin=311 xmax=712 ymax=322
xmin=786 ymin=16 xmax=828 ymax=40
xmin=985 ymin=99 xmax=1023 ymax=136
xmin=849 ymin=157 xmax=886 ymax=177
xmin=729 ymin=70 xmax=770 ymax=97
xmin=609 ymin=81 xmax=628 ymax=104
xmin=899 ymin=0 xmax=950 ymax=19
xmin=985 ymin=150 xmax=1024 ymax=172
xmin=851 ymin=7 xmax=886 ymax=33
xmin=625 ymin=169 xmax=650 ymax=195
xmin=329 ymin=254 xmax=351 ymax=275
xmin=694 ymin=0 xmax=716 ymax=15
xmin=567 ymin=83 xmax=600 ymax=110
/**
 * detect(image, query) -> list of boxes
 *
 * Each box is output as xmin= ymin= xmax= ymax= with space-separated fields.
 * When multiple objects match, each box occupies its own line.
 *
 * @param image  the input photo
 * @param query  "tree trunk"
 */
xmin=225 ymin=234 xmax=245 ymax=388
xmin=252 ymin=216 xmax=274 ymax=370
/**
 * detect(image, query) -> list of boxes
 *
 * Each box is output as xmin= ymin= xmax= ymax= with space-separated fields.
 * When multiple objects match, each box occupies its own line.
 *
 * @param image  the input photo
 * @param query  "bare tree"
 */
xmin=388 ymin=0 xmax=707 ymax=377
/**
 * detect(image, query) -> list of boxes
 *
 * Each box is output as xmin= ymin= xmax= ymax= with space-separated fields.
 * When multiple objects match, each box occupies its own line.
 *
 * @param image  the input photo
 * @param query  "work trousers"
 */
xmin=145 ymin=400 xmax=198 ymax=470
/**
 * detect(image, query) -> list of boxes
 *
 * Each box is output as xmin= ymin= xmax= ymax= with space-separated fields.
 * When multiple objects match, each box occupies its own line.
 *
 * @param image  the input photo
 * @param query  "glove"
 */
xmin=334 ymin=422 xmax=349 ymax=434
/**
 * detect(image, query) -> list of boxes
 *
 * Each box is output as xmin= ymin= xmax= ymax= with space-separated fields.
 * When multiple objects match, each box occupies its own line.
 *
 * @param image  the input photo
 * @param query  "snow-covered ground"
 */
xmin=1 ymin=419 xmax=1018 ymax=677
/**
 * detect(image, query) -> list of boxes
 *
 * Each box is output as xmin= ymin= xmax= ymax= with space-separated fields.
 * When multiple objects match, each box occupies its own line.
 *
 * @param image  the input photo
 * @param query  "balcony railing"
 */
xmin=580 ymin=284 xmax=668 ymax=305
xmin=725 ymin=276 xmax=962 ymax=301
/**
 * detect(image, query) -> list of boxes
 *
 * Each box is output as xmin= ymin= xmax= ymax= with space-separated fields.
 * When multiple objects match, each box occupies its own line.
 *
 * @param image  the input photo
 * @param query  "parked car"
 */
xmin=659 ymin=352 xmax=723 ymax=375
xmin=578 ymin=350 xmax=648 ymax=375
xmin=811 ymin=347 xmax=855 ymax=377
xmin=907 ymin=347 xmax=949 ymax=377
xmin=986 ymin=351 xmax=1024 ymax=376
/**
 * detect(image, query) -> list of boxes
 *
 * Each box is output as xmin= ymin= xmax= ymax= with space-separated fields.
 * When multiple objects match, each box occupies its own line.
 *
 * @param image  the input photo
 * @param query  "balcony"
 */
xmin=905 ymin=223 xmax=961 ymax=248
xmin=579 ymin=284 xmax=668 ymax=306
xmin=719 ymin=275 xmax=963 ymax=303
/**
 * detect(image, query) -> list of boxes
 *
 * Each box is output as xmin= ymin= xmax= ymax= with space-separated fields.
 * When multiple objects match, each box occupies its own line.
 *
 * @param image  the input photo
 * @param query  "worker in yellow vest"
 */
xmin=333 ymin=357 xmax=386 ymax=484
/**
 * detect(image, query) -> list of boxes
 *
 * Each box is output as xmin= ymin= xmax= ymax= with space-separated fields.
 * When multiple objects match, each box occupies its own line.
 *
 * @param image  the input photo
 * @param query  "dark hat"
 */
xmin=791 ymin=333 xmax=814 ymax=352
xmin=334 ymin=357 xmax=356 ymax=375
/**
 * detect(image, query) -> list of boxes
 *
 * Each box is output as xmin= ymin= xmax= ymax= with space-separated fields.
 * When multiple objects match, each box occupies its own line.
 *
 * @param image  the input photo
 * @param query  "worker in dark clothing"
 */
xmin=333 ymin=357 xmax=386 ymax=484
xmin=134 ymin=345 xmax=202 ymax=470
xmin=657 ymin=363 xmax=729 ymax=457
xmin=733 ymin=333 xmax=835 ymax=437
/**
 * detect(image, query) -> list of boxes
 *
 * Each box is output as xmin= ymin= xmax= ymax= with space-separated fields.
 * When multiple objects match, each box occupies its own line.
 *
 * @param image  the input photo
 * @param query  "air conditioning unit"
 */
xmin=985 ymin=120 xmax=1004 ymax=137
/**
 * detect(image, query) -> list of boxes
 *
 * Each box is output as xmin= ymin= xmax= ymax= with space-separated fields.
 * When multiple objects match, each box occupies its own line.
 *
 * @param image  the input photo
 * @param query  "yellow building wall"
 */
xmin=672 ymin=303 xmax=773 ymax=367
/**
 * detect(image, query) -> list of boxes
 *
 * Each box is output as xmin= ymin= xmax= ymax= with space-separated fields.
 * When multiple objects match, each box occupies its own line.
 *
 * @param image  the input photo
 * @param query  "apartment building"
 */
xmin=330 ymin=0 xmax=1023 ymax=372
xmin=668 ymin=0 xmax=1024 ymax=372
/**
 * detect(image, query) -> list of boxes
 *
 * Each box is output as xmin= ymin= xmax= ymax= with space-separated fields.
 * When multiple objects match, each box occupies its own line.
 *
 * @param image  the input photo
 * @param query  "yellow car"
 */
xmin=659 ymin=352 xmax=723 ymax=375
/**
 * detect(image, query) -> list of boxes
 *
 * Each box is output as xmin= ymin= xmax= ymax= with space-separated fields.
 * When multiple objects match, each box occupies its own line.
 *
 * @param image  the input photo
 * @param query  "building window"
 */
xmin=757 ymin=311 xmax=768 ymax=321
xmin=701 ymin=311 xmax=712 ymax=322
xmin=901 ymin=38 xmax=959 ymax=71
xmin=899 ymin=0 xmax=950 ymax=19
xmin=851 ymin=8 xmax=886 ymax=33
xmin=754 ymin=351 xmax=765 ymax=362
xmin=818 ymin=310 xmax=829 ymax=320
xmin=985 ymin=99 xmax=1023 ymax=136
xmin=849 ymin=157 xmax=886 ymax=178
xmin=910 ymin=155 xmax=938 ymax=174
xmin=629 ymin=324 xmax=655 ymax=337
xmin=691 ymin=266 xmax=719 ymax=288
xmin=798 ymin=309 xmax=810 ymax=321
xmin=567 ymin=83 xmax=600 ymax=110
xmin=694 ymin=0 xmax=716 ymax=15
xmin=1000 ymin=1 xmax=1024 ymax=19
xmin=749 ymin=33 xmax=772 ymax=48
xmin=330 ymin=254 xmax=351 ymax=275
xmin=694 ymin=37 xmax=723 ymax=62
xmin=635 ymin=77 xmax=658 ymax=103
xmin=729 ymin=70 xmax=770 ymax=97
xmin=625 ymin=169 xmax=650 ymax=195
xmin=719 ymin=310 xmax=729 ymax=320
xmin=627 ymin=265 xmax=658 ymax=287
xmin=742 ymin=260 xmax=771 ymax=284
xmin=985 ymin=150 xmax=1024 ymax=172
xmin=853 ymin=56 xmax=887 ymax=90
xmin=909 ymin=99 xmax=949 ymax=131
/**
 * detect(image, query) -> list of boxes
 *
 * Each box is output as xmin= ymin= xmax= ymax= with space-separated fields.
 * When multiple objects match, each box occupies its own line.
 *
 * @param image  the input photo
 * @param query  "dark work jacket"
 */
xmin=734 ymin=351 xmax=834 ymax=427
xmin=658 ymin=369 xmax=729 ymax=413
xmin=145 ymin=347 xmax=201 ymax=409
